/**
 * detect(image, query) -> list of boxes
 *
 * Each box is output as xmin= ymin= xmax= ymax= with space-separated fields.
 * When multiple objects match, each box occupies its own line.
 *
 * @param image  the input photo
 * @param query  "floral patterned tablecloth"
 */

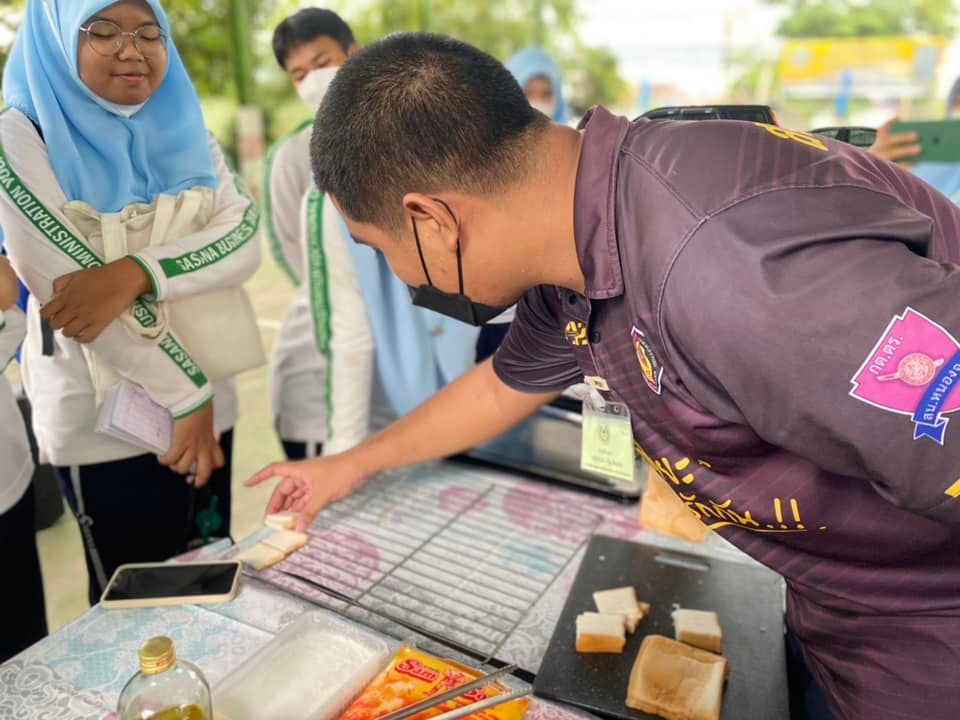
xmin=0 ymin=462 xmax=755 ymax=720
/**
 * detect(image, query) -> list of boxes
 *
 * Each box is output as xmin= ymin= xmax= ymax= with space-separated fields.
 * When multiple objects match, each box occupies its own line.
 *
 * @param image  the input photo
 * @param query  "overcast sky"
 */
xmin=582 ymin=0 xmax=785 ymax=100
xmin=581 ymin=0 xmax=960 ymax=106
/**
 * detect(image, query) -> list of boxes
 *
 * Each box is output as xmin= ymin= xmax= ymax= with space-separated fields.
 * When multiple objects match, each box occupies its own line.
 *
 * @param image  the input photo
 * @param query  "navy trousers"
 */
xmin=55 ymin=431 xmax=233 ymax=606
xmin=0 ymin=482 xmax=47 ymax=661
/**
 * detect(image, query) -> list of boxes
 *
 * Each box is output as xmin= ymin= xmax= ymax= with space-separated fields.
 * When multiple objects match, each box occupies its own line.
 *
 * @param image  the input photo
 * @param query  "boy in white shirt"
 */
xmin=266 ymin=8 xmax=358 ymax=459
xmin=266 ymin=10 xmax=480 ymax=460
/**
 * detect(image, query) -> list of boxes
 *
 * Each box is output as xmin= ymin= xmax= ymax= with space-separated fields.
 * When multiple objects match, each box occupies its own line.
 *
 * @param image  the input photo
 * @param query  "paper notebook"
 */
xmin=95 ymin=381 xmax=173 ymax=455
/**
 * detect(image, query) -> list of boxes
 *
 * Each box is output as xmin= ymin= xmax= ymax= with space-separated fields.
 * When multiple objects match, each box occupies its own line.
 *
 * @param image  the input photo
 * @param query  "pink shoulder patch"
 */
xmin=850 ymin=307 xmax=960 ymax=445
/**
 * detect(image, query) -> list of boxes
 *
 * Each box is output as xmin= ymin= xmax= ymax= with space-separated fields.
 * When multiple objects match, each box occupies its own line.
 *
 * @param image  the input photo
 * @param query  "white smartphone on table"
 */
xmin=100 ymin=561 xmax=241 ymax=610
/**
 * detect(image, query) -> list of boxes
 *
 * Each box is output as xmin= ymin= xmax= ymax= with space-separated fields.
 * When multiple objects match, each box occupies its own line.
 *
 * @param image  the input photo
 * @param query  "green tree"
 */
xmin=752 ymin=0 xmax=958 ymax=127
xmin=564 ymin=44 xmax=626 ymax=116
xmin=323 ymin=0 xmax=625 ymax=117
xmin=162 ymin=0 xmax=284 ymax=99
xmin=339 ymin=0 xmax=578 ymax=64
xmin=766 ymin=0 xmax=956 ymax=37
xmin=0 ymin=0 xmax=625 ymax=140
xmin=0 ymin=4 xmax=24 ymax=74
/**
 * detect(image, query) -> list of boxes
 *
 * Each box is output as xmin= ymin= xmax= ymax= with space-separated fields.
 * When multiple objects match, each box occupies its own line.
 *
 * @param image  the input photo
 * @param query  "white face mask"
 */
xmin=530 ymin=100 xmax=557 ymax=119
xmin=297 ymin=66 xmax=339 ymax=114
xmin=95 ymin=99 xmax=148 ymax=118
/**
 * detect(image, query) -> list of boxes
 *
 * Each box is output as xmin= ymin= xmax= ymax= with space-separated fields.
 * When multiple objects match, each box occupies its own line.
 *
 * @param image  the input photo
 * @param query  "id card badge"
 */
xmin=578 ymin=389 xmax=635 ymax=483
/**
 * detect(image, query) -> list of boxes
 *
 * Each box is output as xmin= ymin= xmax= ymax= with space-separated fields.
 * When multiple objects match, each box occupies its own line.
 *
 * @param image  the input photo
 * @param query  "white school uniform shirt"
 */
xmin=0 ymin=306 xmax=34 ymax=515
xmin=266 ymin=122 xmax=325 ymax=444
xmin=263 ymin=121 xmax=312 ymax=286
xmin=266 ymin=123 xmax=377 ymax=450
xmin=270 ymin=188 xmax=376 ymax=452
xmin=266 ymin=131 xmax=463 ymax=453
xmin=0 ymin=109 xmax=260 ymax=466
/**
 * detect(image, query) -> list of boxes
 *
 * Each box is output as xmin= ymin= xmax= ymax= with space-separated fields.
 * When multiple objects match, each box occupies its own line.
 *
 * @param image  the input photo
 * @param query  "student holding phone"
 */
xmin=869 ymin=118 xmax=922 ymax=166
xmin=870 ymin=77 xmax=960 ymax=189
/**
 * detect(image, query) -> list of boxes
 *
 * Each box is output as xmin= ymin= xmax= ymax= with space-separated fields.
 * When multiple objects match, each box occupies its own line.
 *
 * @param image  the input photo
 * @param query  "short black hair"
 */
xmin=311 ymin=33 xmax=545 ymax=231
xmin=272 ymin=8 xmax=355 ymax=69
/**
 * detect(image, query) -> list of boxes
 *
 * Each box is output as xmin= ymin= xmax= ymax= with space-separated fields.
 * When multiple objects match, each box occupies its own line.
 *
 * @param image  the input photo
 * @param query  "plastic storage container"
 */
xmin=117 ymin=636 xmax=213 ymax=720
xmin=213 ymin=610 xmax=392 ymax=720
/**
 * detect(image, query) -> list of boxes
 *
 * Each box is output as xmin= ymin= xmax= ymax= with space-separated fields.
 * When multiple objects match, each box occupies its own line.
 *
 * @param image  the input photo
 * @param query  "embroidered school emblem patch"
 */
xmin=631 ymin=326 xmax=663 ymax=395
xmin=849 ymin=307 xmax=960 ymax=445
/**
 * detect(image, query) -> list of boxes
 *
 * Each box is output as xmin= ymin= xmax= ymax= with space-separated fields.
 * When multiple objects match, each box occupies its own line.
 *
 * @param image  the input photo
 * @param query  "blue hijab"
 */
xmin=338 ymin=217 xmax=479 ymax=417
xmin=911 ymin=77 xmax=960 ymax=205
xmin=2 ymin=0 xmax=215 ymax=212
xmin=505 ymin=46 xmax=567 ymax=124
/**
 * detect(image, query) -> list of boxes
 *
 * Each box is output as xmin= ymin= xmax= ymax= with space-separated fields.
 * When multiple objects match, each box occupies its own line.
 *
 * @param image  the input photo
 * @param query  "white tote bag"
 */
xmin=63 ymin=188 xmax=265 ymax=403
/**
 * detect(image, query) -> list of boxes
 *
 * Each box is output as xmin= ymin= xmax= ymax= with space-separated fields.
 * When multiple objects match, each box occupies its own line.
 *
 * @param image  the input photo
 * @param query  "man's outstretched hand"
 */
xmin=245 ymin=454 xmax=370 ymax=532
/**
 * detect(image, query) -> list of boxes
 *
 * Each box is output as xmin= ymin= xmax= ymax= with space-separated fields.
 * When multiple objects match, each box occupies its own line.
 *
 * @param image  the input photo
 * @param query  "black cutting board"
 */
xmin=533 ymin=535 xmax=788 ymax=720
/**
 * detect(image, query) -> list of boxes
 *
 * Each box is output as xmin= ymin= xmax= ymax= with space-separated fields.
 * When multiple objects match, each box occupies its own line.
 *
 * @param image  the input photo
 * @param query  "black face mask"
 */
xmin=407 ymin=210 xmax=509 ymax=327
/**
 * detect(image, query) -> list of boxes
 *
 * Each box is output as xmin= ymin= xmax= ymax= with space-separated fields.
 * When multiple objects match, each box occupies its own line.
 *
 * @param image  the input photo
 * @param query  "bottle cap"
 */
xmin=139 ymin=636 xmax=176 ymax=675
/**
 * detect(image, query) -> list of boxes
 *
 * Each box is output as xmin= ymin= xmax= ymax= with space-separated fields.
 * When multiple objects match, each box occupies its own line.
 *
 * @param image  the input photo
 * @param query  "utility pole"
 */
xmin=228 ymin=0 xmax=263 ymax=200
xmin=228 ymin=0 xmax=255 ymax=105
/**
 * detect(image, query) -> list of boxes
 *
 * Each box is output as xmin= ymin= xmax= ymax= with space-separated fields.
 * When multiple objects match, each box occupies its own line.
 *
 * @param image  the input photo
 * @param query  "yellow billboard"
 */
xmin=779 ymin=36 xmax=947 ymax=99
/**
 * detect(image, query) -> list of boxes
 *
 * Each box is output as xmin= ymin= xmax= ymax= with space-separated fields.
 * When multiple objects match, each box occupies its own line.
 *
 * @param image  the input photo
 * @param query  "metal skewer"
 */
xmin=373 ymin=665 xmax=521 ymax=720
xmin=416 ymin=690 xmax=533 ymax=720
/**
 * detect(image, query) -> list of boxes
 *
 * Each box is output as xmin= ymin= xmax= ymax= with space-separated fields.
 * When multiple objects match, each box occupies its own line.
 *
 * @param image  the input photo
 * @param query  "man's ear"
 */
xmin=402 ymin=193 xmax=459 ymax=254
xmin=347 ymin=43 xmax=360 ymax=57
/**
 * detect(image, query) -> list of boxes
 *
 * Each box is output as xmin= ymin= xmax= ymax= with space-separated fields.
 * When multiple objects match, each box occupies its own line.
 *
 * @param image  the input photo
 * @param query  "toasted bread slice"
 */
xmin=626 ymin=635 xmax=726 ymax=720
xmin=640 ymin=469 xmax=710 ymax=542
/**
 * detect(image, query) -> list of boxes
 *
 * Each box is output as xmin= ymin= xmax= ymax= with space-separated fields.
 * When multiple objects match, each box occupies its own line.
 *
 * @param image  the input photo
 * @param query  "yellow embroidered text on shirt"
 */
xmin=635 ymin=441 xmax=827 ymax=534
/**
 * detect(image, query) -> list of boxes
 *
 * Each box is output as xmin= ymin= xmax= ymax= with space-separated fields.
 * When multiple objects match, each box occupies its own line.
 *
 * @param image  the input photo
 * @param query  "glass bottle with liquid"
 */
xmin=117 ymin=636 xmax=213 ymax=720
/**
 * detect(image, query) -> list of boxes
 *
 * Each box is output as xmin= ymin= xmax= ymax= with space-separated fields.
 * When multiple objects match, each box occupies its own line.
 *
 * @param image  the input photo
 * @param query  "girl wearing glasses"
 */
xmin=0 ymin=0 xmax=261 ymax=605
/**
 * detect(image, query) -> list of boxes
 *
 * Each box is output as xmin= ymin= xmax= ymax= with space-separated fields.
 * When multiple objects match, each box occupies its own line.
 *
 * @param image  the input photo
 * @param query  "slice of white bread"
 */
xmin=672 ymin=608 xmax=723 ymax=654
xmin=593 ymin=587 xmax=650 ymax=633
xmin=575 ymin=612 xmax=626 ymax=653
xmin=262 ymin=529 xmax=309 ymax=555
xmin=626 ymin=635 xmax=727 ymax=720
xmin=237 ymin=543 xmax=285 ymax=570
xmin=264 ymin=512 xmax=297 ymax=530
